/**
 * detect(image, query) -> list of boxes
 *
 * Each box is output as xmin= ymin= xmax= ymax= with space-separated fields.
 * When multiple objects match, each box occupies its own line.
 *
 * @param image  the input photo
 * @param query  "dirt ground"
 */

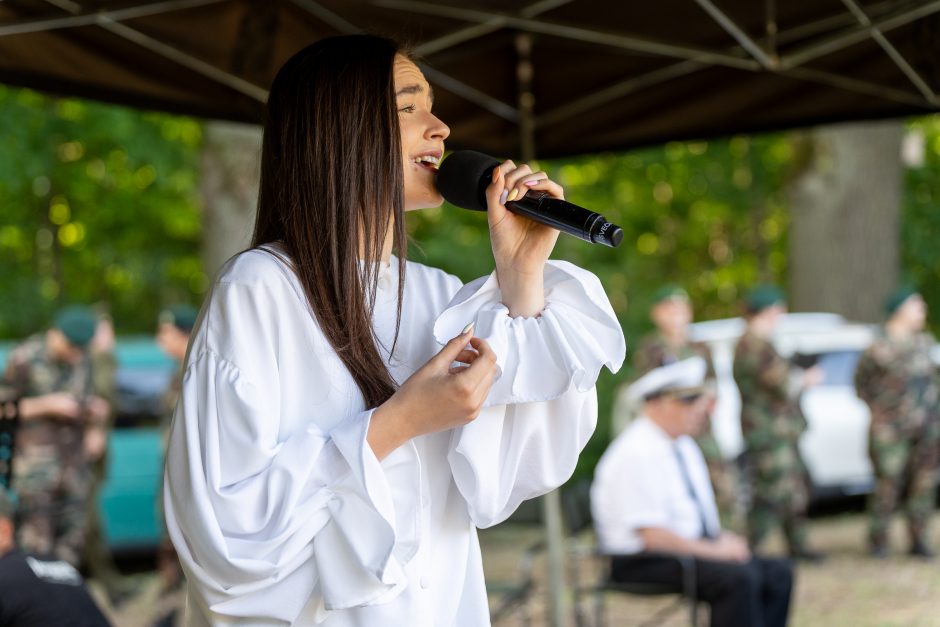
xmin=87 ymin=512 xmax=940 ymax=626
xmin=481 ymin=512 xmax=940 ymax=627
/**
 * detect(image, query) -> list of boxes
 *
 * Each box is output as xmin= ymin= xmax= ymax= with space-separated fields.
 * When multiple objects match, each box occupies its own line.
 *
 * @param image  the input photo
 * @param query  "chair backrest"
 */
xmin=561 ymin=478 xmax=594 ymax=536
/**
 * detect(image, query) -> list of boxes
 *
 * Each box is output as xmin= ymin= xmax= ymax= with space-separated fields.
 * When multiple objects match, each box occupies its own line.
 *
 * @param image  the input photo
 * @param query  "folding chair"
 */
xmin=487 ymin=537 xmax=544 ymax=626
xmin=562 ymin=480 xmax=701 ymax=627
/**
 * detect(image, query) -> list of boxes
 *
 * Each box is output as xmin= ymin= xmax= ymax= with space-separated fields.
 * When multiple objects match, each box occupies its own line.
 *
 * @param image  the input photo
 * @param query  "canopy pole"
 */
xmin=374 ymin=0 xmax=758 ymax=71
xmin=0 ymin=0 xmax=224 ymax=38
xmin=40 ymin=0 xmax=268 ymax=101
xmin=514 ymin=30 xmax=566 ymax=627
xmin=694 ymin=0 xmax=776 ymax=69
xmin=781 ymin=0 xmax=940 ymax=70
xmin=516 ymin=33 xmax=536 ymax=163
xmin=840 ymin=0 xmax=939 ymax=106
xmin=765 ymin=0 xmax=777 ymax=58
xmin=414 ymin=0 xmax=573 ymax=57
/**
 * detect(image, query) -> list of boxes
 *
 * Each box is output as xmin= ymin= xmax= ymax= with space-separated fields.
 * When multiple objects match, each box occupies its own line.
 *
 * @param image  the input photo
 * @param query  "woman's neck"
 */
xmin=381 ymin=225 xmax=394 ymax=264
xmin=358 ymin=225 xmax=395 ymax=264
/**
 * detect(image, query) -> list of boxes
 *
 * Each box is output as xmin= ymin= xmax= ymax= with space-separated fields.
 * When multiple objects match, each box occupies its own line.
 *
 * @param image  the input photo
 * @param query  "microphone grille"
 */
xmin=435 ymin=150 xmax=499 ymax=212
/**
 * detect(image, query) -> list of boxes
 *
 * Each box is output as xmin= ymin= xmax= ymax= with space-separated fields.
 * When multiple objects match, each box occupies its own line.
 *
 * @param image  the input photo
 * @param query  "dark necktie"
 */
xmin=673 ymin=443 xmax=717 ymax=540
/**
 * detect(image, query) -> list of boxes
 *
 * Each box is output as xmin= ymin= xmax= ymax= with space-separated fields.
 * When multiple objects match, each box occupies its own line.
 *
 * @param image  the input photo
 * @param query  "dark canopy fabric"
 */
xmin=1 ymin=0 xmax=939 ymax=157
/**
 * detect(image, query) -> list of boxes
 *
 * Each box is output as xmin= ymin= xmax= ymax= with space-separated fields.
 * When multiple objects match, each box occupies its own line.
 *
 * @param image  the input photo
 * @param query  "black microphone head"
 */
xmin=435 ymin=150 xmax=500 ymax=212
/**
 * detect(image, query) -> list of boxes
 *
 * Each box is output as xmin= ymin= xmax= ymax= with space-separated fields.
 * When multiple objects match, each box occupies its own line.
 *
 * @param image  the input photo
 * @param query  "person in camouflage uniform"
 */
xmin=734 ymin=286 xmax=824 ymax=561
xmin=632 ymin=285 xmax=741 ymax=530
xmin=154 ymin=305 xmax=197 ymax=611
xmin=2 ymin=306 xmax=112 ymax=567
xmin=854 ymin=287 xmax=940 ymax=559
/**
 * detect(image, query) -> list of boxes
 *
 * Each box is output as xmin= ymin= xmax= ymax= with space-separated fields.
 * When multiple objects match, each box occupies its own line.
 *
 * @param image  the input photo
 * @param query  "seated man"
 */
xmin=0 ymin=488 xmax=111 ymax=626
xmin=592 ymin=357 xmax=793 ymax=627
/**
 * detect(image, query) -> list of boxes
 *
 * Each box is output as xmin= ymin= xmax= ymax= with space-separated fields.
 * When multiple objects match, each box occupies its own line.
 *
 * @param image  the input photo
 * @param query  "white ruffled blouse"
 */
xmin=164 ymin=245 xmax=625 ymax=626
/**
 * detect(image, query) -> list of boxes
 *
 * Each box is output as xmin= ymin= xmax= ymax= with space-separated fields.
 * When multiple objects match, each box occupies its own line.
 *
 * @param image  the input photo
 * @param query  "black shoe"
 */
xmin=909 ymin=541 xmax=935 ymax=560
xmin=791 ymin=549 xmax=827 ymax=563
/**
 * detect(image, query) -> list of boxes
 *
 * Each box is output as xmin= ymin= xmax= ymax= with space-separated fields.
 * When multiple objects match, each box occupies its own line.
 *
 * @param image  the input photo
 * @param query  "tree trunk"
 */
xmin=787 ymin=121 xmax=903 ymax=323
xmin=200 ymin=121 xmax=262 ymax=279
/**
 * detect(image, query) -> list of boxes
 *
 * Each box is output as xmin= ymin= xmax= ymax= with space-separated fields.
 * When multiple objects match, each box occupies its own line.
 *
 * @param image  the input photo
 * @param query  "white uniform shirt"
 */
xmin=164 ymin=244 xmax=625 ymax=626
xmin=591 ymin=416 xmax=720 ymax=555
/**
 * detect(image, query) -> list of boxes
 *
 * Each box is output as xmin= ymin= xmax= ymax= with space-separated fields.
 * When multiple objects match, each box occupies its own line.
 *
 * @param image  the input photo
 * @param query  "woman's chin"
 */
xmin=404 ymin=192 xmax=445 ymax=212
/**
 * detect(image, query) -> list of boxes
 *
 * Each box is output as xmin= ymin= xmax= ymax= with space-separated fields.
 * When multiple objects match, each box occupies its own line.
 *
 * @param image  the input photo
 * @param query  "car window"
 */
xmin=114 ymin=338 xmax=176 ymax=428
xmin=813 ymin=350 xmax=861 ymax=387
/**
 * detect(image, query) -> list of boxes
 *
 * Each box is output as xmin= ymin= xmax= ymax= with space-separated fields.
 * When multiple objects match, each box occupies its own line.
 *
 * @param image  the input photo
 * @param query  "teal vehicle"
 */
xmin=0 ymin=337 xmax=173 ymax=552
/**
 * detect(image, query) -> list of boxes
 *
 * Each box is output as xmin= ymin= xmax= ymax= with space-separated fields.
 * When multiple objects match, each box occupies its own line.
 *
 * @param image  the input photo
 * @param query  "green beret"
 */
xmin=745 ymin=285 xmax=786 ymax=313
xmin=159 ymin=304 xmax=198 ymax=332
xmin=652 ymin=285 xmax=689 ymax=305
xmin=0 ymin=488 xmax=17 ymax=520
xmin=54 ymin=305 xmax=97 ymax=347
xmin=884 ymin=286 xmax=919 ymax=317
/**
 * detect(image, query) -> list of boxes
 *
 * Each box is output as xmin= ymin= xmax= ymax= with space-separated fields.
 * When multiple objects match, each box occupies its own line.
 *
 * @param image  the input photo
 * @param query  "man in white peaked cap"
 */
xmin=592 ymin=357 xmax=794 ymax=627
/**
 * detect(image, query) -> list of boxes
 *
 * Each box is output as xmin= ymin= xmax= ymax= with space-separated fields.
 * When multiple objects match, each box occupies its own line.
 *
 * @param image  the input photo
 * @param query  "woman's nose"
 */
xmin=427 ymin=113 xmax=450 ymax=141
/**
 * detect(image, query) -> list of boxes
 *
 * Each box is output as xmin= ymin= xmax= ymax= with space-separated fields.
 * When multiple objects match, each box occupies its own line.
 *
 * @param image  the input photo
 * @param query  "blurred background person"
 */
xmin=593 ymin=357 xmax=793 ymax=627
xmin=0 ymin=487 xmax=112 ymax=626
xmin=155 ymin=305 xmax=197 ymax=432
xmin=734 ymin=286 xmax=824 ymax=561
xmin=854 ymin=287 xmax=940 ymax=559
xmin=632 ymin=285 xmax=739 ymax=530
xmin=2 ymin=305 xmax=111 ymax=567
xmin=80 ymin=311 xmax=131 ymax=605
xmin=153 ymin=305 xmax=196 ymax=621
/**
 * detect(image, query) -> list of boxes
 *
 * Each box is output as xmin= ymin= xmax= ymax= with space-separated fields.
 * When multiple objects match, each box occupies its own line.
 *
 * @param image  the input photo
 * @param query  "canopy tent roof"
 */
xmin=1 ymin=0 xmax=939 ymax=158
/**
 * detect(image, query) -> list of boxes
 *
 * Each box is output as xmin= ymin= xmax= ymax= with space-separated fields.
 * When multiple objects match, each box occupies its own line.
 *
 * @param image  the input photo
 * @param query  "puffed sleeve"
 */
xmin=433 ymin=260 xmax=625 ymax=527
xmin=164 ymin=274 xmax=419 ymax=625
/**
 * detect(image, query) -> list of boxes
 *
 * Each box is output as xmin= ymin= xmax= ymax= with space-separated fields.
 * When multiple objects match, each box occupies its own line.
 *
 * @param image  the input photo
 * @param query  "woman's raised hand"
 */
xmin=485 ymin=161 xmax=563 ymax=318
xmin=368 ymin=327 xmax=497 ymax=459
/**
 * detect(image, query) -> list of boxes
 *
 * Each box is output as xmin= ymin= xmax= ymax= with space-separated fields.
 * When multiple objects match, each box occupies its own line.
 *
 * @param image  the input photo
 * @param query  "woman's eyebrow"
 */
xmin=396 ymin=84 xmax=435 ymax=104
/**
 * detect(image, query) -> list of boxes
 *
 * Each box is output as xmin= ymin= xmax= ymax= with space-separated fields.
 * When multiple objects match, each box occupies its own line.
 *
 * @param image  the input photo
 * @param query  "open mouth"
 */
xmin=413 ymin=154 xmax=440 ymax=172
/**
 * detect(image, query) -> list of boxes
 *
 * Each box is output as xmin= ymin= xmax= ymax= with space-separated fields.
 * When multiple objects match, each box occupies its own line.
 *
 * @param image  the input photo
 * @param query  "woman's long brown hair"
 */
xmin=252 ymin=35 xmax=406 ymax=408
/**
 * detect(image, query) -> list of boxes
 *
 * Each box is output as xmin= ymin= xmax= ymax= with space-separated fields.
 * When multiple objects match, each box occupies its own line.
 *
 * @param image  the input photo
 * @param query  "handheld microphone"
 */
xmin=435 ymin=150 xmax=623 ymax=248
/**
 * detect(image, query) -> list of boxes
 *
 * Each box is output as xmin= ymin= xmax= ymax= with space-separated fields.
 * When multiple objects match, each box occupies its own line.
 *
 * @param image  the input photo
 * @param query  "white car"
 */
xmin=688 ymin=313 xmax=877 ymax=499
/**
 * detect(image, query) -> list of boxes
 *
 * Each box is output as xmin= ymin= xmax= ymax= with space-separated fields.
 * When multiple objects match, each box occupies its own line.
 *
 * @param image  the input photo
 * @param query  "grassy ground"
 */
xmin=86 ymin=511 xmax=940 ymax=626
xmin=481 ymin=512 xmax=940 ymax=627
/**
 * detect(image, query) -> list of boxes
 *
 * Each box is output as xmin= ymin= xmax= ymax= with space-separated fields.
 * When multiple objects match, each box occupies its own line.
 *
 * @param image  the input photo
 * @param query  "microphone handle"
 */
xmin=506 ymin=191 xmax=623 ymax=247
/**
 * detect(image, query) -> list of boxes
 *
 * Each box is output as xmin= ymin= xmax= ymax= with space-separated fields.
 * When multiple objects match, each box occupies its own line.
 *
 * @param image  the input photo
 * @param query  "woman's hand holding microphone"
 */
xmin=486 ymin=161 xmax=564 ymax=318
xmin=369 ymin=161 xmax=563 ymax=459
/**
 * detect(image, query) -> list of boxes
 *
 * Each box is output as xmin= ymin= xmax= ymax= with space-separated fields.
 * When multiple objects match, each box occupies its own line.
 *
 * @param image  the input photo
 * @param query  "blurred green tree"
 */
xmin=0 ymin=86 xmax=204 ymax=337
xmin=902 ymin=116 xmax=940 ymax=330
xmin=2 ymin=82 xmax=939 ymax=477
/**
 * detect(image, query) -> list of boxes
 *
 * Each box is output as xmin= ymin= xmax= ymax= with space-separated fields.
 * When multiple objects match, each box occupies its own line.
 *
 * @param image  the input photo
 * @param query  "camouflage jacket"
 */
xmin=854 ymin=330 xmax=939 ymax=433
xmin=632 ymin=332 xmax=717 ymax=385
xmin=632 ymin=332 xmax=718 ymax=402
xmin=2 ymin=335 xmax=114 ymax=423
xmin=733 ymin=330 xmax=807 ymax=450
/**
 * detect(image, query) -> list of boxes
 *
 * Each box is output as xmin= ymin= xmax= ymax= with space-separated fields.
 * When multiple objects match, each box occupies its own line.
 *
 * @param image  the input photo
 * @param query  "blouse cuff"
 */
xmin=433 ymin=260 xmax=625 ymax=405
xmin=314 ymin=410 xmax=422 ymax=610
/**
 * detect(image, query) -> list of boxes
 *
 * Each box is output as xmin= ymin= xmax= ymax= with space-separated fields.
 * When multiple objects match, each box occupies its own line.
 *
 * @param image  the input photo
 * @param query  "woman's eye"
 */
xmin=398 ymin=105 xmax=416 ymax=114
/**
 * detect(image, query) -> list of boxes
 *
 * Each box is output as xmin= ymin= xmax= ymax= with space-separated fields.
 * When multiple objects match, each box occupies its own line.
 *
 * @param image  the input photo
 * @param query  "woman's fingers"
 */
xmin=448 ymin=337 xmax=498 ymax=408
xmin=462 ymin=337 xmax=497 ymax=379
xmin=517 ymin=173 xmax=564 ymax=201
xmin=431 ymin=326 xmax=475 ymax=369
xmin=501 ymin=164 xmax=533 ymax=202
xmin=485 ymin=166 xmax=510 ymax=227
xmin=496 ymin=162 xmax=565 ymax=207
xmin=453 ymin=348 xmax=480 ymax=364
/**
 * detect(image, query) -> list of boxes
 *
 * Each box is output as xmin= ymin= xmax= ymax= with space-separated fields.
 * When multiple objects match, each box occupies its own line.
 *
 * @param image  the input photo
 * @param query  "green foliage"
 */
xmin=4 ymin=82 xmax=938 ymax=480
xmin=407 ymin=135 xmax=796 ymax=477
xmin=0 ymin=86 xmax=203 ymax=337
xmin=902 ymin=117 xmax=940 ymax=336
